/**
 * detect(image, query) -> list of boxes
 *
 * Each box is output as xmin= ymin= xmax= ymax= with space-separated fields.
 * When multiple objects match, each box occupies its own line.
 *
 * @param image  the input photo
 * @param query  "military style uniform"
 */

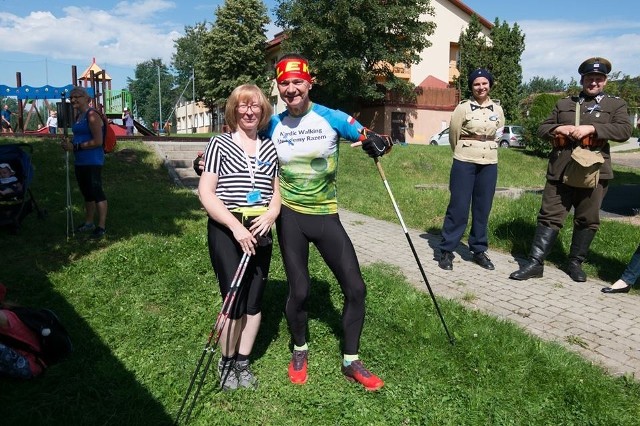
xmin=439 ymin=95 xmax=504 ymax=266
xmin=510 ymin=56 xmax=633 ymax=283
xmin=449 ymin=98 xmax=504 ymax=163
xmin=537 ymin=92 xmax=631 ymax=229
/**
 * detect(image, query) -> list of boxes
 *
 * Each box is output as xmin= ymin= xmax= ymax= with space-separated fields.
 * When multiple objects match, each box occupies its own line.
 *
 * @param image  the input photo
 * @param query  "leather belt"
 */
xmin=553 ymin=135 xmax=606 ymax=149
xmin=460 ymin=134 xmax=491 ymax=141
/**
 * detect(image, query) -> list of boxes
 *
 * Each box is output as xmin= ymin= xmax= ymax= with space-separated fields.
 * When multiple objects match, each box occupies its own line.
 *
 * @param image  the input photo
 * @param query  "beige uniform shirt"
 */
xmin=449 ymin=98 xmax=505 ymax=165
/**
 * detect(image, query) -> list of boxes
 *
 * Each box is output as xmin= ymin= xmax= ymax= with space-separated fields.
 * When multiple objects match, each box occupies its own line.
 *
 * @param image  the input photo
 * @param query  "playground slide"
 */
xmin=133 ymin=119 xmax=156 ymax=136
xmin=25 ymin=126 xmax=51 ymax=134
xmin=109 ymin=122 xmax=127 ymax=136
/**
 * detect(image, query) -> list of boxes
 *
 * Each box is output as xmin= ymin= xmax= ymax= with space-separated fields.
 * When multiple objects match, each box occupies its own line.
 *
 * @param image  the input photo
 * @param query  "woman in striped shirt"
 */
xmin=198 ymin=84 xmax=280 ymax=391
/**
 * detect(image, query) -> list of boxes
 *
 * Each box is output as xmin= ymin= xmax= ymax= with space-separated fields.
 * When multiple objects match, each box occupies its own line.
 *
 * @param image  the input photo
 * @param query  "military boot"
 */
xmin=567 ymin=228 xmax=596 ymax=282
xmin=510 ymin=224 xmax=559 ymax=280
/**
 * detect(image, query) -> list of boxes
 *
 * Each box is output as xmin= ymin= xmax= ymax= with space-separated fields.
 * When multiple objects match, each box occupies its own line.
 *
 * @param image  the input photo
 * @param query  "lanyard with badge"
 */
xmin=233 ymin=132 xmax=263 ymax=204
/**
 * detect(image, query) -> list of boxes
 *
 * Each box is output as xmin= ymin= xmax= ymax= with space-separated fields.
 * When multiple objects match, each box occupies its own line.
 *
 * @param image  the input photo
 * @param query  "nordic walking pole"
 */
xmin=61 ymin=93 xmax=74 ymax=240
xmin=175 ymin=252 xmax=251 ymax=425
xmin=373 ymin=156 xmax=455 ymax=345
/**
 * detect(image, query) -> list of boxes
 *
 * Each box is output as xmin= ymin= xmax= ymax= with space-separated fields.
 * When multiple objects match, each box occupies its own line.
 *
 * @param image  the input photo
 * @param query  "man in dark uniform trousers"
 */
xmin=510 ymin=57 xmax=633 ymax=282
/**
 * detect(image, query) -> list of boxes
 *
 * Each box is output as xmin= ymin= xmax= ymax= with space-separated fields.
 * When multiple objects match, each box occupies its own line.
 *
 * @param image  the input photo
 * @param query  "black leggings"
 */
xmin=276 ymin=205 xmax=366 ymax=355
xmin=207 ymin=218 xmax=272 ymax=319
xmin=74 ymin=165 xmax=106 ymax=203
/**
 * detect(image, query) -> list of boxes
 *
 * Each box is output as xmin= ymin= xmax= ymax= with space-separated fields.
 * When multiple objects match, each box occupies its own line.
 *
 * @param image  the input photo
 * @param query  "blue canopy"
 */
xmin=0 ymin=84 xmax=95 ymax=100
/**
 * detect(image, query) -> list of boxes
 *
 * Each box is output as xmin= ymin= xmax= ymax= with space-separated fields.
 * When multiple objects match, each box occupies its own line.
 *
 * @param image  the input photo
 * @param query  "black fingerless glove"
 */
xmin=193 ymin=154 xmax=203 ymax=176
xmin=362 ymin=130 xmax=393 ymax=158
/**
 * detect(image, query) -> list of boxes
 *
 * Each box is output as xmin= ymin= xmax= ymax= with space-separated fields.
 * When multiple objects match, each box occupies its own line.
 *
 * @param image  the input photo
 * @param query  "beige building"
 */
xmin=174 ymin=99 xmax=214 ymax=134
xmin=174 ymin=0 xmax=492 ymax=140
xmin=265 ymin=0 xmax=492 ymax=144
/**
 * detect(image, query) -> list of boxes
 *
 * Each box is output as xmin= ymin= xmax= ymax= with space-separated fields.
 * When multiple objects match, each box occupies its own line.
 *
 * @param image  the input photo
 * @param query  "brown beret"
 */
xmin=578 ymin=57 xmax=612 ymax=76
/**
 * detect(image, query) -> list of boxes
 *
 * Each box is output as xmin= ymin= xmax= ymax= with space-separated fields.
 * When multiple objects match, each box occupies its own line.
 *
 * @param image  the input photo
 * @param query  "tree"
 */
xmin=522 ymin=76 xmax=567 ymax=95
xmin=487 ymin=19 xmax=525 ymax=123
xmin=457 ymin=15 xmax=488 ymax=98
xmin=604 ymin=74 xmax=640 ymax=111
xmin=197 ymin=0 xmax=271 ymax=110
xmin=127 ymin=59 xmax=174 ymax=130
xmin=275 ymin=0 xmax=436 ymax=111
xmin=458 ymin=16 xmax=525 ymax=123
xmin=172 ymin=22 xmax=210 ymax=105
xmin=521 ymin=93 xmax=563 ymax=155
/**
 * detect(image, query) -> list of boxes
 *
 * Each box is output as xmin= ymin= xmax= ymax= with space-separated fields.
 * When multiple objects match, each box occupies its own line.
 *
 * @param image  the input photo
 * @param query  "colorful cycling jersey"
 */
xmin=263 ymin=103 xmax=363 ymax=214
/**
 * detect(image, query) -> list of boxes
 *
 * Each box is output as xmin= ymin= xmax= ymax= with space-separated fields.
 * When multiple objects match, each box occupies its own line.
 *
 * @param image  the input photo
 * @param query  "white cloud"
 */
xmin=0 ymin=4 xmax=181 ymax=69
xmin=520 ymin=19 xmax=640 ymax=82
xmin=112 ymin=0 xmax=176 ymax=20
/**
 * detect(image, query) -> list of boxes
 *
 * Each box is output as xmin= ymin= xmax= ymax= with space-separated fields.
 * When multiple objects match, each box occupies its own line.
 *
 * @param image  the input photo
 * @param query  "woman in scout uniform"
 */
xmin=437 ymin=68 xmax=505 ymax=271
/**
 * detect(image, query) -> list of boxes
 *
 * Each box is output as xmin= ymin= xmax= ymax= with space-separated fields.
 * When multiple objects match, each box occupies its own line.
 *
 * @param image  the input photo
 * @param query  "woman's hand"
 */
xmin=61 ymin=138 xmax=74 ymax=152
xmin=248 ymin=210 xmax=277 ymax=240
xmin=232 ymin=224 xmax=257 ymax=255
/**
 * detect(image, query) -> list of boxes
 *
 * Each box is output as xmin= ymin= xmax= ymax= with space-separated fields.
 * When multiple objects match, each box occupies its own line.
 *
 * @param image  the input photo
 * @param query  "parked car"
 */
xmin=496 ymin=125 xmax=525 ymax=148
xmin=429 ymin=128 xmax=449 ymax=145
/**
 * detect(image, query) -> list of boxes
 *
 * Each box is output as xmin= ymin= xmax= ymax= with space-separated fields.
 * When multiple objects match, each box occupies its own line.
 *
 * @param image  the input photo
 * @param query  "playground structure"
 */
xmin=0 ymin=59 xmax=155 ymax=136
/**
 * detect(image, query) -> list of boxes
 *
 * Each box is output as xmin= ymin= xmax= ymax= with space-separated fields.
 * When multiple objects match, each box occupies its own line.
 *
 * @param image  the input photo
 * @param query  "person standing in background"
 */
xmin=122 ymin=107 xmax=134 ymax=136
xmin=601 ymin=244 xmax=640 ymax=294
xmin=437 ymin=68 xmax=504 ymax=271
xmin=46 ymin=111 xmax=58 ymax=135
xmin=2 ymin=105 xmax=13 ymax=134
xmin=509 ymin=57 xmax=632 ymax=282
xmin=60 ymin=86 xmax=109 ymax=240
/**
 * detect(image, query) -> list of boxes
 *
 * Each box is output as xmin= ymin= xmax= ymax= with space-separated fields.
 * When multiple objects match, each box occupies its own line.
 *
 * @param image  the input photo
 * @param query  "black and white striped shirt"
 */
xmin=203 ymin=132 xmax=278 ymax=210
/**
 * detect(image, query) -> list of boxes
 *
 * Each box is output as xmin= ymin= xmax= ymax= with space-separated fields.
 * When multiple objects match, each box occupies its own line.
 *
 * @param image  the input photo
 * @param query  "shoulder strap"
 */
xmin=87 ymin=108 xmax=107 ymax=140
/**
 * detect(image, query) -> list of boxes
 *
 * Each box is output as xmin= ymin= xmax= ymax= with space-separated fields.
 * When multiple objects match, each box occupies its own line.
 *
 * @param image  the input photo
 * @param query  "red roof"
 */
xmin=418 ymin=75 xmax=449 ymax=89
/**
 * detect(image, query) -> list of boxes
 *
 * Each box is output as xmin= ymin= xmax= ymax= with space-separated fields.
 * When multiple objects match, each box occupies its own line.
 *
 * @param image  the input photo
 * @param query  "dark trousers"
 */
xmin=440 ymin=159 xmax=497 ymax=254
xmin=207 ymin=218 xmax=272 ymax=319
xmin=537 ymin=180 xmax=608 ymax=231
xmin=276 ymin=205 xmax=366 ymax=355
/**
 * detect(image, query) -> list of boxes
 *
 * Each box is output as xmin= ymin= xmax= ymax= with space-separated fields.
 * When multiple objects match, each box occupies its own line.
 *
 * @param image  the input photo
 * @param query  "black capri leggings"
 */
xmin=276 ymin=205 xmax=366 ymax=355
xmin=207 ymin=218 xmax=272 ymax=319
xmin=74 ymin=165 xmax=106 ymax=203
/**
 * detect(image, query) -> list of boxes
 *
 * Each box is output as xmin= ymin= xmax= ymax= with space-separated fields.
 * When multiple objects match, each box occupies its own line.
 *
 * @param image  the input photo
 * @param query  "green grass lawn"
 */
xmin=337 ymin=143 xmax=640 ymax=283
xmin=1 ymin=138 xmax=640 ymax=425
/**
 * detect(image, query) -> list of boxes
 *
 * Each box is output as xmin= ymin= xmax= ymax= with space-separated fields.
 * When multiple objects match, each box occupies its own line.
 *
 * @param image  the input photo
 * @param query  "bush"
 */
xmin=523 ymin=93 xmax=564 ymax=155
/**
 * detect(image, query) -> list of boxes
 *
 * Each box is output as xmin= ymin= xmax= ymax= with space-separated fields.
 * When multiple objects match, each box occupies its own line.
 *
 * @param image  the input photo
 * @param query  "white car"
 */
xmin=429 ymin=128 xmax=449 ymax=145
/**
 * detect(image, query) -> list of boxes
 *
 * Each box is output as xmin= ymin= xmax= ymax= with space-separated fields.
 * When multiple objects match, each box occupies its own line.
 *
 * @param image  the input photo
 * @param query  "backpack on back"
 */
xmin=103 ymin=122 xmax=117 ymax=154
xmin=88 ymin=108 xmax=117 ymax=153
xmin=0 ymin=306 xmax=73 ymax=367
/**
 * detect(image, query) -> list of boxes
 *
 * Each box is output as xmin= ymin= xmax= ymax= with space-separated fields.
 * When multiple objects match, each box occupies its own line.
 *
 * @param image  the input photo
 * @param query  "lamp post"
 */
xmin=191 ymin=68 xmax=196 ymax=134
xmin=157 ymin=64 xmax=163 ymax=135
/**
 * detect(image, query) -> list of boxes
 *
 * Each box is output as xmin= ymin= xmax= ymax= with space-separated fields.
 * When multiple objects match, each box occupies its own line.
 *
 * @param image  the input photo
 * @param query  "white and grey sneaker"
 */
xmin=234 ymin=360 xmax=258 ymax=389
xmin=217 ymin=358 xmax=238 ymax=391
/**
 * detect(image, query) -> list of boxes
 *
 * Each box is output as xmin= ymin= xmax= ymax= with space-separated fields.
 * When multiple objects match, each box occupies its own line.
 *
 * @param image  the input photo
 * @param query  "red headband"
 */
xmin=275 ymin=58 xmax=312 ymax=83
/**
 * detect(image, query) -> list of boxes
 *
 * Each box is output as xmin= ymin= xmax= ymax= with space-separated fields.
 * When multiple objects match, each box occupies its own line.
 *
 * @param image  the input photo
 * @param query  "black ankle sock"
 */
xmin=235 ymin=353 xmax=249 ymax=362
xmin=221 ymin=355 xmax=234 ymax=363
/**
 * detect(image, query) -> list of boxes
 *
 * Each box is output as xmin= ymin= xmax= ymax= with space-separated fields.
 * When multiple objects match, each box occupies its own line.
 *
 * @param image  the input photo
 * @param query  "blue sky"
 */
xmin=0 ymin=0 xmax=638 ymax=93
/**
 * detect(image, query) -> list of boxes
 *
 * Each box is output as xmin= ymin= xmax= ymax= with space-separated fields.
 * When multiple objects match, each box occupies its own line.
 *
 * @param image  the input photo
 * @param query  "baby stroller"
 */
xmin=0 ymin=143 xmax=46 ymax=233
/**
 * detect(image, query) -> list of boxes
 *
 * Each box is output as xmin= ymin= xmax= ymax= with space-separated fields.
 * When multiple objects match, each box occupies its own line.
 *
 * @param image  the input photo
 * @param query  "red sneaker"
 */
xmin=341 ymin=360 xmax=384 ymax=391
xmin=288 ymin=350 xmax=308 ymax=384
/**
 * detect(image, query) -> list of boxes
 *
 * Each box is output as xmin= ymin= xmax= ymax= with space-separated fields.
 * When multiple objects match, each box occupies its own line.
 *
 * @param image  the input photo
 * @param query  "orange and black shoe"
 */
xmin=341 ymin=360 xmax=384 ymax=391
xmin=288 ymin=350 xmax=308 ymax=384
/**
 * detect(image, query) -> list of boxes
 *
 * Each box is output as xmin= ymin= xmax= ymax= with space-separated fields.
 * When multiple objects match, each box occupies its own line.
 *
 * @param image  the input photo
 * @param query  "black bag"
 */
xmin=4 ymin=306 xmax=73 ymax=366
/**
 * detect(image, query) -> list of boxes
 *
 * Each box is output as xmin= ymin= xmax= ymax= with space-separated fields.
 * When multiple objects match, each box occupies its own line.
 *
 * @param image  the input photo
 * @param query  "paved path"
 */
xmin=339 ymin=209 xmax=640 ymax=378
xmin=159 ymin=138 xmax=640 ymax=379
